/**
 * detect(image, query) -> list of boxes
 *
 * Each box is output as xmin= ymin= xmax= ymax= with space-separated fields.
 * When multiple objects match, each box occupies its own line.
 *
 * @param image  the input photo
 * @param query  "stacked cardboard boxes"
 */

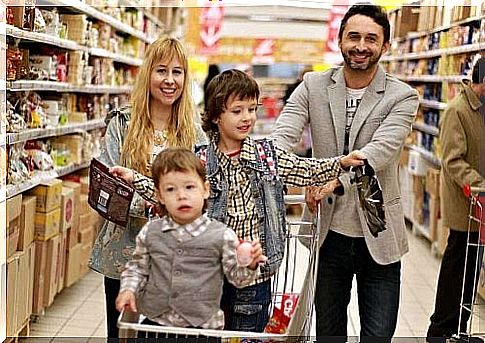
xmin=27 ymin=179 xmax=62 ymax=314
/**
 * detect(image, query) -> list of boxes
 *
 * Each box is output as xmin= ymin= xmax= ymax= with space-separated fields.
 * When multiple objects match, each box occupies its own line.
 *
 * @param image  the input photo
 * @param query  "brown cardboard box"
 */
xmin=6 ymin=253 xmax=20 ymax=337
xmin=28 ymin=179 xmax=62 ymax=213
xmin=395 ymin=5 xmax=419 ymax=38
xmin=60 ymin=187 xmax=75 ymax=232
xmin=67 ymin=219 xmax=79 ymax=249
xmin=16 ymin=244 xmax=35 ymax=330
xmin=78 ymin=226 xmax=94 ymax=246
xmin=65 ymin=243 xmax=82 ymax=287
xmin=79 ymin=212 xmax=93 ymax=229
xmin=7 ymin=217 xmax=20 ymax=258
xmin=80 ymin=243 xmax=92 ymax=277
xmin=79 ymin=194 xmax=90 ymax=215
xmin=80 ymin=176 xmax=89 ymax=195
xmin=33 ymin=240 xmax=48 ymax=314
xmin=426 ymin=168 xmax=440 ymax=199
xmin=63 ymin=180 xmax=81 ymax=219
xmin=7 ymin=194 xmax=23 ymax=222
xmin=56 ymin=232 xmax=67 ymax=294
xmin=35 ymin=208 xmax=61 ymax=241
xmin=18 ymin=195 xmax=36 ymax=251
xmin=44 ymin=234 xmax=61 ymax=308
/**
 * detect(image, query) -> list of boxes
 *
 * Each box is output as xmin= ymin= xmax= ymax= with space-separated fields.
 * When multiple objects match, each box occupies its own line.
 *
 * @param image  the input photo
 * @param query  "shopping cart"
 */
xmin=118 ymin=194 xmax=320 ymax=341
xmin=455 ymin=185 xmax=485 ymax=342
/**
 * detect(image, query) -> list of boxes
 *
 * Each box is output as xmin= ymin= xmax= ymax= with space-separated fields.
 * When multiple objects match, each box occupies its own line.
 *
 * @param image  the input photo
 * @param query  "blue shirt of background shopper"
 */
xmin=110 ymin=69 xmax=366 ymax=332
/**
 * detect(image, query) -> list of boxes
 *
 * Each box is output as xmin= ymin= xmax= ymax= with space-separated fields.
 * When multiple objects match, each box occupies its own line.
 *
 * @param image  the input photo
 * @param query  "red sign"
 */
xmin=200 ymin=2 xmax=224 ymax=55
xmin=252 ymin=38 xmax=275 ymax=64
xmin=325 ymin=0 xmax=349 ymax=53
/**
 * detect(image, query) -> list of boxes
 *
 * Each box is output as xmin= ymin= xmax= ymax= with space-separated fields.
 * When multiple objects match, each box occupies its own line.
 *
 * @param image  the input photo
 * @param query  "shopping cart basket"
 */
xmin=118 ymin=194 xmax=320 ymax=341
xmin=455 ymin=185 xmax=485 ymax=341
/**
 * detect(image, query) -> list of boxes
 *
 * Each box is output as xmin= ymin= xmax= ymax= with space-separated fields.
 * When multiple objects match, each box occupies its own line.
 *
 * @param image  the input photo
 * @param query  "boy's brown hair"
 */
xmin=202 ymin=69 xmax=260 ymax=135
xmin=151 ymin=147 xmax=206 ymax=191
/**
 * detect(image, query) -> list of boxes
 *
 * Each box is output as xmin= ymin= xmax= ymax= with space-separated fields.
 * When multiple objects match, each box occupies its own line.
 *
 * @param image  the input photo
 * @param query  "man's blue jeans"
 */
xmin=315 ymin=230 xmax=401 ymax=343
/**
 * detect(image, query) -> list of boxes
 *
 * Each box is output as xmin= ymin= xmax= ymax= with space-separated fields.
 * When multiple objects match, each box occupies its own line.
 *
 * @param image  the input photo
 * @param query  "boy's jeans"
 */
xmin=220 ymin=278 xmax=271 ymax=332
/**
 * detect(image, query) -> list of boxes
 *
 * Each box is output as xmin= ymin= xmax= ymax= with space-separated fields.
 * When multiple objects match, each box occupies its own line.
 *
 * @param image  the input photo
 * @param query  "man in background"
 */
xmin=427 ymin=56 xmax=485 ymax=343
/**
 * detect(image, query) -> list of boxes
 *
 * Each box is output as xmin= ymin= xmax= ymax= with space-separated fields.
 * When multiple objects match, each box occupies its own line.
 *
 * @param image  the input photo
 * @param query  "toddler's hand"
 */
xmin=248 ymin=240 xmax=267 ymax=270
xmin=109 ymin=166 xmax=135 ymax=184
xmin=340 ymin=150 xmax=366 ymax=169
xmin=115 ymin=290 xmax=137 ymax=313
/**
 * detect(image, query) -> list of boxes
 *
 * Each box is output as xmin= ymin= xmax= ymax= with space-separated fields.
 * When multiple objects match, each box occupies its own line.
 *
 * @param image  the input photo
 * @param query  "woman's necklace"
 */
xmin=154 ymin=129 xmax=168 ymax=146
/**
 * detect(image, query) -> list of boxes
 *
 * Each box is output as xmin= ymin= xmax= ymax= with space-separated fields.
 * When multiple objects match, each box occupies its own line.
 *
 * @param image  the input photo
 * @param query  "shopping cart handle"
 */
xmin=284 ymin=194 xmax=306 ymax=205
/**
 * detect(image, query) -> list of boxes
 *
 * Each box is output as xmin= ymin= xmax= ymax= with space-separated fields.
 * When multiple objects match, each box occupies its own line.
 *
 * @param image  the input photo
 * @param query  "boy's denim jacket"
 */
xmin=197 ymin=137 xmax=286 ymax=276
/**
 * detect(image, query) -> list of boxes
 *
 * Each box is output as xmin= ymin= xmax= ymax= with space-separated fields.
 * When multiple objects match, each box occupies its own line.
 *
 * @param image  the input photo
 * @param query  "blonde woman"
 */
xmin=89 ymin=37 xmax=207 ymax=338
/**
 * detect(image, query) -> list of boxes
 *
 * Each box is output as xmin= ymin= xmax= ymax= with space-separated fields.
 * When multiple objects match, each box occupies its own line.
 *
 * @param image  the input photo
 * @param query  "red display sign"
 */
xmin=252 ymin=38 xmax=275 ymax=64
xmin=325 ymin=0 xmax=349 ymax=53
xmin=200 ymin=2 xmax=224 ymax=55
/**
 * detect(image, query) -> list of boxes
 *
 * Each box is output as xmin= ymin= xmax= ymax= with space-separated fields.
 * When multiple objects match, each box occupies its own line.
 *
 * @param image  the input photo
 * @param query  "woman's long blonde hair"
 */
xmin=120 ymin=37 xmax=197 ymax=175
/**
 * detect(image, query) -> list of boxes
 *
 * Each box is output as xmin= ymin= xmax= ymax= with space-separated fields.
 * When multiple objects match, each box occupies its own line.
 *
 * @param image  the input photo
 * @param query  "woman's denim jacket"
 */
xmin=89 ymin=107 xmax=208 ymax=279
xmin=197 ymin=138 xmax=286 ymax=275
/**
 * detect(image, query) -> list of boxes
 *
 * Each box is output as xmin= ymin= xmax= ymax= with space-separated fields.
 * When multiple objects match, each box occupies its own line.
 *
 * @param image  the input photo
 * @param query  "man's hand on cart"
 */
xmin=305 ymin=179 xmax=341 ymax=214
xmin=116 ymin=290 xmax=138 ymax=313
xmin=110 ymin=165 xmax=135 ymax=185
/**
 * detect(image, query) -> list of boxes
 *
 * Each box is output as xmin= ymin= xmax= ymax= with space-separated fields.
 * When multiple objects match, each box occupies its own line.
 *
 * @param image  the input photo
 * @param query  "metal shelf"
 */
xmin=382 ymin=43 xmax=482 ymax=62
xmin=406 ymin=16 xmax=484 ymax=41
xmin=7 ymin=25 xmax=143 ymax=66
xmin=6 ymin=24 xmax=86 ymax=51
xmin=6 ymin=118 xmax=105 ymax=145
xmin=7 ymin=80 xmax=133 ymax=93
xmin=48 ymin=0 xmax=152 ymax=43
xmin=6 ymin=161 xmax=90 ymax=199
xmin=419 ymin=99 xmax=447 ymax=110
xmin=89 ymin=48 xmax=142 ymax=66
xmin=407 ymin=144 xmax=441 ymax=168
xmin=395 ymin=75 xmax=467 ymax=83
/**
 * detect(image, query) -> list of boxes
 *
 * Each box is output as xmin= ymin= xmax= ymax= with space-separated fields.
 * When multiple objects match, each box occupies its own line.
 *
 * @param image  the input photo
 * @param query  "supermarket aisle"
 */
xmin=26 ymin=227 xmax=482 ymax=340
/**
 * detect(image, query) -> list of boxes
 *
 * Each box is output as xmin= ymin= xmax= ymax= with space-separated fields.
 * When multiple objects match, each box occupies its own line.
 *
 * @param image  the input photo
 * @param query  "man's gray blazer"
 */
xmin=272 ymin=66 xmax=419 ymax=265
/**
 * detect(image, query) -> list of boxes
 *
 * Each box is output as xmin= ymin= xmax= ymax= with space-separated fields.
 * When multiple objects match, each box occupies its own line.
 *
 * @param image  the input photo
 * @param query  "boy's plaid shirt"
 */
xmin=133 ymin=137 xmax=342 ymax=283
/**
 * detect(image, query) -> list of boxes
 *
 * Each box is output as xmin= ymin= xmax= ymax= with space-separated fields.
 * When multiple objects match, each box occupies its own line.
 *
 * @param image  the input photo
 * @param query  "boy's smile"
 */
xmin=216 ymin=95 xmax=258 ymax=153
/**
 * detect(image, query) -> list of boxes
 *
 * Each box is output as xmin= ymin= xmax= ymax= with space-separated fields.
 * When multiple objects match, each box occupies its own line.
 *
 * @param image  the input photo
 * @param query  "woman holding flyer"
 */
xmin=88 ymin=37 xmax=207 ymax=338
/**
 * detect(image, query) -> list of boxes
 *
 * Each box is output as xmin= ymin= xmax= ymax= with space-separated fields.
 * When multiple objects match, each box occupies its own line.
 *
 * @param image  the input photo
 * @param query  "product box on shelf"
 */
xmin=34 ymin=208 xmax=61 ymax=241
xmin=16 ymin=243 xmax=35 ymax=332
xmin=6 ymin=253 xmax=19 ymax=337
xmin=28 ymin=179 xmax=62 ymax=213
xmin=44 ymin=234 xmax=61 ymax=308
xmin=65 ymin=243 xmax=82 ymax=288
xmin=60 ymin=187 xmax=74 ymax=232
xmin=56 ymin=231 xmax=67 ymax=294
xmin=78 ymin=225 xmax=94 ymax=247
xmin=33 ymin=239 xmax=47 ymax=314
xmin=18 ymin=195 xmax=36 ymax=252
xmin=7 ymin=194 xmax=22 ymax=258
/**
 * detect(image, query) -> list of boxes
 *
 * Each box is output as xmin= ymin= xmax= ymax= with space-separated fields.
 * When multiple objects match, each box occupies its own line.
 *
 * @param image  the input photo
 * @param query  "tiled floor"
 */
xmin=23 ymin=227 xmax=485 ymax=341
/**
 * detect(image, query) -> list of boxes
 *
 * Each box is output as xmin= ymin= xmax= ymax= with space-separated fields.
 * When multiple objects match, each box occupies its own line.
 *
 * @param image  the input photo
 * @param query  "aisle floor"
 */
xmin=24 ymin=227 xmax=485 ymax=341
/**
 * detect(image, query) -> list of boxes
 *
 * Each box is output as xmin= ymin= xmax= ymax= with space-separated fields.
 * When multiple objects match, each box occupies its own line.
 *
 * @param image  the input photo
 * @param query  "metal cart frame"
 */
xmin=456 ymin=185 xmax=485 ymax=341
xmin=118 ymin=194 xmax=320 ymax=341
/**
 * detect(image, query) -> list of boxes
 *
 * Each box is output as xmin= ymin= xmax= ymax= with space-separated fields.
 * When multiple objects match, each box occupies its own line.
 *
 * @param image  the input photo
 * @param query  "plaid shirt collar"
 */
xmin=161 ymin=213 xmax=211 ymax=237
xmin=211 ymin=135 xmax=257 ymax=167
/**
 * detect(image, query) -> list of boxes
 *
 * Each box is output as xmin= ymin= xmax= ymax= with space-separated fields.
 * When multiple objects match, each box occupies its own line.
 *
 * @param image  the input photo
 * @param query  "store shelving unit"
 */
xmin=385 ymin=6 xmax=483 ymax=244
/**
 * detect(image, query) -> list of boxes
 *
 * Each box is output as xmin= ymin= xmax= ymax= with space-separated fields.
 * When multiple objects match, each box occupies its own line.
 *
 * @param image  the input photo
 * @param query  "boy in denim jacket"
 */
xmin=111 ymin=69 xmax=365 ymax=332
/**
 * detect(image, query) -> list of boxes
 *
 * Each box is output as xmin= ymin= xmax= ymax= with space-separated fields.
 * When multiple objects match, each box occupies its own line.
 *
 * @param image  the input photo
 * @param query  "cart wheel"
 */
xmin=30 ymin=314 xmax=40 ymax=323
